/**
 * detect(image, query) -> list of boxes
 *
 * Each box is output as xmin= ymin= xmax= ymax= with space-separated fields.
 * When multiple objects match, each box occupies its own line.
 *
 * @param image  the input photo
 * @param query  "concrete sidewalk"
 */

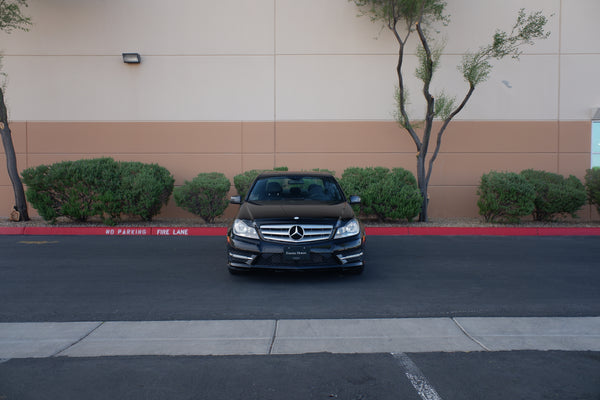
xmin=1 ymin=317 xmax=598 ymax=359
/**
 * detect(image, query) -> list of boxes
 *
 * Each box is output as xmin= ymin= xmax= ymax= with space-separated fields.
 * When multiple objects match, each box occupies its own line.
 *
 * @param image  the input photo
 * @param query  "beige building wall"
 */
xmin=0 ymin=0 xmax=599 ymax=220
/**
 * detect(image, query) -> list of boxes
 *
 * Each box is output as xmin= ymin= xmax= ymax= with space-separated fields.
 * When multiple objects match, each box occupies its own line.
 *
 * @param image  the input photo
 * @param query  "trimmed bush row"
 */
xmin=21 ymin=159 xmax=600 ymax=225
xmin=478 ymin=169 xmax=588 ymax=223
xmin=21 ymin=158 xmax=174 ymax=225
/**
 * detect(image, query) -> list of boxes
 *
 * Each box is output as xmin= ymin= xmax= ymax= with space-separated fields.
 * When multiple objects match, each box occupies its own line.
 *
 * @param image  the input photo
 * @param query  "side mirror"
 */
xmin=230 ymin=196 xmax=242 ymax=205
xmin=349 ymin=195 xmax=361 ymax=205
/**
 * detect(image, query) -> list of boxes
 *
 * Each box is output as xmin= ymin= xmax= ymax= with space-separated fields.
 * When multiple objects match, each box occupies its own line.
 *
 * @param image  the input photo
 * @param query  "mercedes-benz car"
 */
xmin=227 ymin=171 xmax=365 ymax=274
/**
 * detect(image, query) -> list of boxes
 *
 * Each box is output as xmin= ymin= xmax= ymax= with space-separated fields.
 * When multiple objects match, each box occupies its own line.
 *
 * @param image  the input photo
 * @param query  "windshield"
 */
xmin=247 ymin=175 xmax=345 ymax=203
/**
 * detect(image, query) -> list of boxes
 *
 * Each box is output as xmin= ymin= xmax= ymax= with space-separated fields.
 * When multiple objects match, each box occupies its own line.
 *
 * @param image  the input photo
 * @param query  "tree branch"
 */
xmin=425 ymin=83 xmax=476 ymax=184
xmin=390 ymin=21 xmax=421 ymax=150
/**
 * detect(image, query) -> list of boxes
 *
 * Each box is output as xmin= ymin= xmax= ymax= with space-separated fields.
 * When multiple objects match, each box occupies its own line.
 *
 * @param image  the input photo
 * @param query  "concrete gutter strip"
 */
xmin=0 ymin=317 xmax=598 ymax=359
xmin=0 ymin=226 xmax=599 ymax=236
xmin=0 ymin=322 xmax=103 ymax=359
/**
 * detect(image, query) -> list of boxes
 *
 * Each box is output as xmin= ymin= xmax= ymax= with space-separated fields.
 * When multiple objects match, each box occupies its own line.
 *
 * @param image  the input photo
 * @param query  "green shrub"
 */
xmin=339 ymin=166 xmax=390 ymax=216
xmin=174 ymin=172 xmax=231 ymax=223
xmin=21 ymin=158 xmax=121 ymax=223
xmin=520 ymin=169 xmax=586 ymax=221
xmin=233 ymin=170 xmax=263 ymax=200
xmin=367 ymin=181 xmax=422 ymax=221
xmin=310 ymin=168 xmax=336 ymax=175
xmin=115 ymin=162 xmax=175 ymax=222
xmin=477 ymin=171 xmax=535 ymax=223
xmin=585 ymin=167 xmax=600 ymax=215
xmin=340 ymin=166 xmax=422 ymax=221
xmin=21 ymin=158 xmax=174 ymax=224
xmin=233 ymin=167 xmax=287 ymax=200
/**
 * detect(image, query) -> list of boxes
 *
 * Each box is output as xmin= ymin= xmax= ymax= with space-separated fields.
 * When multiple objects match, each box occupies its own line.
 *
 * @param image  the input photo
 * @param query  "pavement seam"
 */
xmin=268 ymin=320 xmax=279 ymax=355
xmin=50 ymin=321 xmax=105 ymax=358
xmin=451 ymin=317 xmax=491 ymax=351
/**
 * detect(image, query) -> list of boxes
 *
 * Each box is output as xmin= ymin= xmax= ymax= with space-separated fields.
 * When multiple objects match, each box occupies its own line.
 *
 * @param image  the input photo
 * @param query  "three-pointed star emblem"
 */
xmin=288 ymin=225 xmax=304 ymax=240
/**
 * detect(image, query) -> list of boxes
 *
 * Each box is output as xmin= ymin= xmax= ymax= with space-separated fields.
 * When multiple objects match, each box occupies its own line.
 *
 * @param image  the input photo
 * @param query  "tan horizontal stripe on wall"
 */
xmin=0 ymin=120 xmax=595 ymax=219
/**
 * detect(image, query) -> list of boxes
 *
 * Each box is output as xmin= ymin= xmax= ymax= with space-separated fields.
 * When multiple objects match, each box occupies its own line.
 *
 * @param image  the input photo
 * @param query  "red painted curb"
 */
xmin=364 ymin=227 xmax=409 ymax=236
xmin=152 ymin=227 xmax=228 ymax=236
xmin=409 ymin=227 xmax=539 ymax=236
xmin=364 ymin=226 xmax=600 ymax=236
xmin=537 ymin=227 xmax=600 ymax=236
xmin=0 ymin=227 xmax=24 ymax=235
xmin=24 ymin=227 xmax=144 ymax=236
xmin=0 ymin=226 xmax=598 ymax=236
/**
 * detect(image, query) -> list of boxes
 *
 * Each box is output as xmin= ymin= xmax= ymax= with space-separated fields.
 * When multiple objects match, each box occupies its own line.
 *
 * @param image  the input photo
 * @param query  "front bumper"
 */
xmin=227 ymin=233 xmax=365 ymax=272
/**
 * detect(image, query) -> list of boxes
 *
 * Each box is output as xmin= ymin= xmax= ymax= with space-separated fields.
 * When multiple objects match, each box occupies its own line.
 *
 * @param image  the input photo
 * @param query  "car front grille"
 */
xmin=259 ymin=224 xmax=334 ymax=243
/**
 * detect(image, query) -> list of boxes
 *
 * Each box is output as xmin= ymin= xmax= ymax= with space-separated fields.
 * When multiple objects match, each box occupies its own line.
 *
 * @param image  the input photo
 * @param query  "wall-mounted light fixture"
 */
xmin=122 ymin=53 xmax=141 ymax=64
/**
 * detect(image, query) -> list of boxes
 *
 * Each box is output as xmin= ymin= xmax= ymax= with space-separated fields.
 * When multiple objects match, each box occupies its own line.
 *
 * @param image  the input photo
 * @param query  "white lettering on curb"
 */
xmin=105 ymin=229 xmax=148 ymax=236
xmin=155 ymin=228 xmax=189 ymax=236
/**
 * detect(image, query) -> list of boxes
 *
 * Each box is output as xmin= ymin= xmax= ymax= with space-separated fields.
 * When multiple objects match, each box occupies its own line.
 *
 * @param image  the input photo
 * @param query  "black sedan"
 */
xmin=227 ymin=171 xmax=365 ymax=274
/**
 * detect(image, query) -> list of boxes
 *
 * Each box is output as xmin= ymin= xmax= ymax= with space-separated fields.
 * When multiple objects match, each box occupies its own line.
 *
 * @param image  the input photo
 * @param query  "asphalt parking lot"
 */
xmin=1 ymin=352 xmax=599 ymax=400
xmin=0 ymin=235 xmax=599 ymax=321
xmin=0 ymin=235 xmax=599 ymax=399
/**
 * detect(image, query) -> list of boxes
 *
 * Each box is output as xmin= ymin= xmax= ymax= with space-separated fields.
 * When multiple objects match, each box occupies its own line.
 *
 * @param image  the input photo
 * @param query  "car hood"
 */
xmin=236 ymin=201 xmax=355 ymax=222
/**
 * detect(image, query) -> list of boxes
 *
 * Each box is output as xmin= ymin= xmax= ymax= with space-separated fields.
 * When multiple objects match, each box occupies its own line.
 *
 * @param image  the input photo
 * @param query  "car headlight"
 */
xmin=335 ymin=218 xmax=360 ymax=239
xmin=232 ymin=219 xmax=259 ymax=239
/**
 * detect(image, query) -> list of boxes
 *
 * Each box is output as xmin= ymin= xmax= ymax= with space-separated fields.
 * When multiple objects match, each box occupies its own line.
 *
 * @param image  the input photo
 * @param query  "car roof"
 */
xmin=256 ymin=171 xmax=335 ymax=179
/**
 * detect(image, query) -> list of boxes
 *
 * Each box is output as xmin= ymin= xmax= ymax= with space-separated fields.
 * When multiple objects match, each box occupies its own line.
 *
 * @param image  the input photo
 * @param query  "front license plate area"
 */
xmin=283 ymin=246 xmax=310 ymax=261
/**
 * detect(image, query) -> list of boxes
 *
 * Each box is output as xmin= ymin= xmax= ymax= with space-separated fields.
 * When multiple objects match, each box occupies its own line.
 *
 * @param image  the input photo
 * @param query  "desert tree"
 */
xmin=0 ymin=0 xmax=31 ymax=221
xmin=351 ymin=0 xmax=550 ymax=221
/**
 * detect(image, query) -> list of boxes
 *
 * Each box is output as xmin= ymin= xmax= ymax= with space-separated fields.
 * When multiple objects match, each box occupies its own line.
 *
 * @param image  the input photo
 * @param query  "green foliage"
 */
xmin=21 ymin=158 xmax=120 ymax=223
xmin=0 ymin=0 xmax=31 ymax=33
xmin=233 ymin=167 xmax=288 ymax=200
xmin=340 ymin=166 xmax=422 ymax=221
xmin=585 ymin=167 xmax=600 ymax=215
xmin=520 ymin=169 xmax=586 ymax=221
xmin=234 ymin=170 xmax=265 ymax=200
xmin=310 ymin=168 xmax=336 ymax=175
xmin=351 ymin=0 xmax=448 ymax=31
xmin=21 ymin=158 xmax=174 ymax=224
xmin=477 ymin=171 xmax=535 ymax=223
xmin=339 ymin=166 xmax=389 ymax=216
xmin=433 ymin=91 xmax=456 ymax=120
xmin=366 ymin=179 xmax=422 ymax=222
xmin=115 ymin=162 xmax=175 ymax=222
xmin=174 ymin=172 xmax=231 ymax=224
xmin=460 ymin=9 xmax=550 ymax=86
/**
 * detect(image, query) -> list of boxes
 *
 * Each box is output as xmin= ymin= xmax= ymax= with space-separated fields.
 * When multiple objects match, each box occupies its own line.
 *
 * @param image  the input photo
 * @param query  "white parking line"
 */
xmin=393 ymin=352 xmax=443 ymax=400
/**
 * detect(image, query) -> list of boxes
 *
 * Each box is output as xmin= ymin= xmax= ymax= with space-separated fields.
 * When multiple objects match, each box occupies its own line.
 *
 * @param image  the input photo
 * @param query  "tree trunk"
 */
xmin=416 ymin=152 xmax=428 ymax=222
xmin=0 ymin=88 xmax=29 ymax=221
